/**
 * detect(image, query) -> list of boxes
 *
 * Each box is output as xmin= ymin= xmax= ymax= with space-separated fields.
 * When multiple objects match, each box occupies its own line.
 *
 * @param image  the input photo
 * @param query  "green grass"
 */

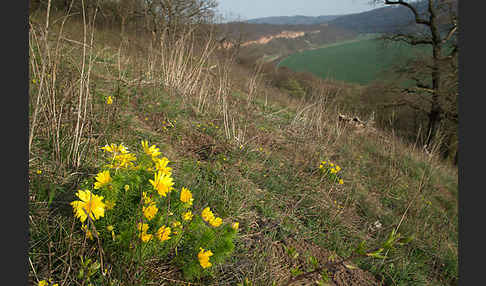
xmin=279 ymin=36 xmax=431 ymax=85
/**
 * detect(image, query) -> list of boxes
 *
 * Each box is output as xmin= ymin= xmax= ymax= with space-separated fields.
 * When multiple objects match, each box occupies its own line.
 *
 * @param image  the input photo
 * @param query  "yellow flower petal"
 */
xmin=156 ymin=225 xmax=171 ymax=242
xmin=198 ymin=248 xmax=214 ymax=268
xmin=209 ymin=217 xmax=222 ymax=227
xmin=180 ymin=187 xmax=193 ymax=205
xmin=201 ymin=207 xmax=215 ymax=222
xmin=143 ymin=204 xmax=158 ymax=221
xmin=70 ymin=190 xmax=105 ymax=223
xmin=182 ymin=211 xmax=193 ymax=221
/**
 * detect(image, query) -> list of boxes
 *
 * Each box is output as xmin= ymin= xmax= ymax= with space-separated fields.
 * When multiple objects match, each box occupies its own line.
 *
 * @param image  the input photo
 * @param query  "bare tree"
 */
xmin=141 ymin=0 xmax=217 ymax=36
xmin=371 ymin=0 xmax=458 ymax=151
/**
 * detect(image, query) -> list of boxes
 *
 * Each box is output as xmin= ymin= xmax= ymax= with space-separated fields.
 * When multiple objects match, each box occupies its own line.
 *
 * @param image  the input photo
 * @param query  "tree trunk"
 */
xmin=426 ymin=0 xmax=442 ymax=147
xmin=426 ymin=106 xmax=441 ymax=147
xmin=121 ymin=16 xmax=126 ymax=37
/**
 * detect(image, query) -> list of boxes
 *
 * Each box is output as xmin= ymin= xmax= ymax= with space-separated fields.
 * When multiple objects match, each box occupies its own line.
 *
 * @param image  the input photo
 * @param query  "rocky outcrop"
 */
xmin=241 ymin=30 xmax=306 ymax=46
xmin=221 ymin=30 xmax=320 ymax=49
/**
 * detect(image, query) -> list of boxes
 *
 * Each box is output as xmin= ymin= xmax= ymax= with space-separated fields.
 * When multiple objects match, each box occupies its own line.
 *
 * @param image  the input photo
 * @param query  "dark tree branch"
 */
xmin=384 ymin=0 xmax=431 ymax=25
xmin=416 ymin=83 xmax=434 ymax=92
xmin=384 ymin=33 xmax=434 ymax=45
xmin=442 ymin=25 xmax=457 ymax=44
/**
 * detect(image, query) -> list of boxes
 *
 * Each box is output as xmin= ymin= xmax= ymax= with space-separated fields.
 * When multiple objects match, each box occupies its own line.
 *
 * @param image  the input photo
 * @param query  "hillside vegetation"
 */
xmin=28 ymin=3 xmax=457 ymax=286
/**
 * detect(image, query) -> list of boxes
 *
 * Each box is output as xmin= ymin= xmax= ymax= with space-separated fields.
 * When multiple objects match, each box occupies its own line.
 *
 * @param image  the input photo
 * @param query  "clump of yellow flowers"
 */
xmin=38 ymin=279 xmax=58 ymax=286
xmin=70 ymin=140 xmax=238 ymax=281
xmin=319 ymin=160 xmax=344 ymax=185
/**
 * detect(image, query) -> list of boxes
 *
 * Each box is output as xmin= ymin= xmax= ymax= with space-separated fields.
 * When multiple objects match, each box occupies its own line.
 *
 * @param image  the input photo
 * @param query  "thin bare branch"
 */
xmin=384 ymin=0 xmax=431 ymax=25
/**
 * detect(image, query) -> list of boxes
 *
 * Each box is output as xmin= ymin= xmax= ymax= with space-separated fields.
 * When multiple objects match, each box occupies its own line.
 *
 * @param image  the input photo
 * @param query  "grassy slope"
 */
xmin=29 ymin=12 xmax=457 ymax=286
xmin=279 ymin=36 xmax=431 ymax=85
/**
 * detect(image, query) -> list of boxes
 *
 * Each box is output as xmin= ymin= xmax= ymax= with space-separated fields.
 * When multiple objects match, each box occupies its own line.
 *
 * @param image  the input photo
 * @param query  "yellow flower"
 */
xmin=149 ymin=171 xmax=174 ymax=197
xmin=182 ymin=211 xmax=193 ymax=221
xmin=107 ymin=225 xmax=116 ymax=240
xmin=198 ymin=248 xmax=213 ymax=269
xmin=137 ymin=223 xmax=152 ymax=242
xmin=114 ymin=153 xmax=137 ymax=168
xmin=201 ymin=207 xmax=215 ymax=222
xmin=36 ymin=170 xmax=42 ymax=174
xmin=124 ymin=185 xmax=130 ymax=191
xmin=172 ymin=221 xmax=181 ymax=234
xmin=153 ymin=157 xmax=172 ymax=176
xmin=70 ymin=190 xmax=106 ymax=223
xmin=118 ymin=144 xmax=129 ymax=154
xmin=209 ymin=217 xmax=222 ymax=227
xmin=232 ymin=222 xmax=239 ymax=231
xmin=156 ymin=225 xmax=171 ymax=242
xmin=105 ymin=200 xmax=116 ymax=210
xmin=142 ymin=192 xmax=154 ymax=205
xmin=101 ymin=143 xmax=128 ymax=154
xmin=180 ymin=187 xmax=193 ymax=205
xmin=106 ymin=96 xmax=113 ymax=105
xmin=143 ymin=204 xmax=158 ymax=221
xmin=94 ymin=170 xmax=112 ymax=189
xmin=38 ymin=280 xmax=58 ymax=286
xmin=336 ymin=165 xmax=342 ymax=172
xmin=137 ymin=222 xmax=149 ymax=233
xmin=330 ymin=163 xmax=334 ymax=167
xmin=338 ymin=179 xmax=344 ymax=185
xmin=141 ymin=140 xmax=161 ymax=158
xmin=140 ymin=232 xmax=152 ymax=242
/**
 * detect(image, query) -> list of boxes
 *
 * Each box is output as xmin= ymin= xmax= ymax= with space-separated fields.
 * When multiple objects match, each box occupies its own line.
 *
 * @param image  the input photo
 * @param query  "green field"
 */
xmin=279 ymin=36 xmax=430 ymax=85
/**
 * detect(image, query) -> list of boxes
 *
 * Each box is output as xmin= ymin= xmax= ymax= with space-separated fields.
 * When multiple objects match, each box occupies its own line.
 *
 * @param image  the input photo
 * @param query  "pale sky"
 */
xmin=216 ymin=0 xmax=383 ymax=21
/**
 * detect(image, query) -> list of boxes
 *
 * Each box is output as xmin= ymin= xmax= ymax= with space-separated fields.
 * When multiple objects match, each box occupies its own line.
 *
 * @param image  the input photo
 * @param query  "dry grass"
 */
xmin=29 ymin=0 xmax=101 ymax=175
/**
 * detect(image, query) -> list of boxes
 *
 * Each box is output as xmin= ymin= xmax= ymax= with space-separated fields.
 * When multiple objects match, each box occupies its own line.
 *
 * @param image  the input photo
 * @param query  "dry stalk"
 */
xmin=153 ymin=25 xmax=221 ymax=114
xmin=69 ymin=0 xmax=98 ymax=169
xmin=29 ymin=0 xmax=56 ymax=156
xmin=289 ymin=87 xmax=335 ymax=140
xmin=246 ymin=60 xmax=264 ymax=108
xmin=29 ymin=0 xmax=99 ymax=172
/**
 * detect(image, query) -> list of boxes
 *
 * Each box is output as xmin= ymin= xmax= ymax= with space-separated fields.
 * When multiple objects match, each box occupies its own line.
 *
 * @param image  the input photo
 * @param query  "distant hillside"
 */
xmin=217 ymin=22 xmax=357 ymax=44
xmin=216 ymin=22 xmax=358 ymax=63
xmin=327 ymin=5 xmax=420 ymax=34
xmin=245 ymin=2 xmax=437 ymax=34
xmin=327 ymin=1 xmax=456 ymax=35
xmin=246 ymin=15 xmax=342 ymax=25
